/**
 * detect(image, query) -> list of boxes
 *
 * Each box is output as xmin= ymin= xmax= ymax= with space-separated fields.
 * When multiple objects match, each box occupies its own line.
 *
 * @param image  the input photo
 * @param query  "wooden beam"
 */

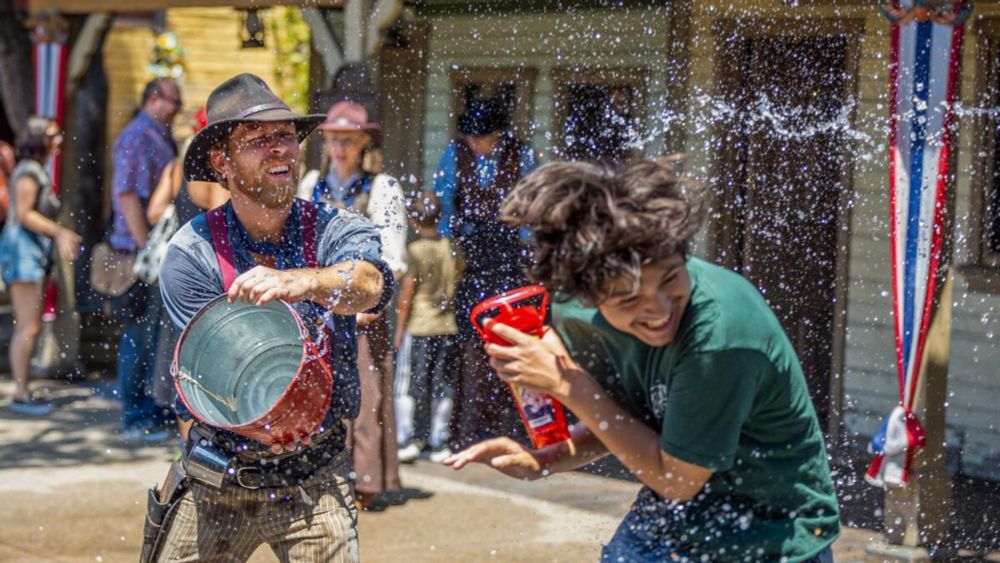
xmin=28 ymin=0 xmax=343 ymax=14
xmin=302 ymin=7 xmax=343 ymax=85
xmin=365 ymin=0 xmax=402 ymax=58
xmin=65 ymin=13 xmax=111 ymax=98
xmin=343 ymin=0 xmax=367 ymax=63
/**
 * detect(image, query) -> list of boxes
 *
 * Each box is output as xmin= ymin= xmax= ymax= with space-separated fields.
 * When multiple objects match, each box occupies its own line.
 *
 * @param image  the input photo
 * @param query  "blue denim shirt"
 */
xmin=433 ymin=139 xmax=537 ymax=238
xmin=110 ymin=111 xmax=176 ymax=251
xmin=159 ymin=199 xmax=394 ymax=429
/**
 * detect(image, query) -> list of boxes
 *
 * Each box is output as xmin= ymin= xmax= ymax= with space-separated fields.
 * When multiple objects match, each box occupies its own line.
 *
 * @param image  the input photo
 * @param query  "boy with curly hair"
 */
xmin=445 ymin=158 xmax=840 ymax=562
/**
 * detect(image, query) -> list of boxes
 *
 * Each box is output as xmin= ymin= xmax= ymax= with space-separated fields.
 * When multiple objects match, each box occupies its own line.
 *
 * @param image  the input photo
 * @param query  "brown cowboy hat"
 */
xmin=183 ymin=73 xmax=324 ymax=182
xmin=317 ymin=101 xmax=382 ymax=147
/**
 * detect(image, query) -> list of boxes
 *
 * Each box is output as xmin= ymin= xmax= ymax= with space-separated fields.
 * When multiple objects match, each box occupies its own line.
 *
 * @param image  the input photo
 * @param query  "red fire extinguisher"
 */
xmin=471 ymin=286 xmax=571 ymax=449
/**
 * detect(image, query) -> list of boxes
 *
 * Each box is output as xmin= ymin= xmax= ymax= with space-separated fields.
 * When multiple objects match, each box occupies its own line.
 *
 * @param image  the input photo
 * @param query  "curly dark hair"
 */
xmin=500 ymin=156 xmax=707 ymax=305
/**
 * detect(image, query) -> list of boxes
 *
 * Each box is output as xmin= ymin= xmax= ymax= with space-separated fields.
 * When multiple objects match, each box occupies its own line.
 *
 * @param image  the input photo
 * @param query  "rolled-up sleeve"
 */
xmin=368 ymin=174 xmax=408 ymax=277
xmin=158 ymin=231 xmax=225 ymax=422
xmin=159 ymin=242 xmax=224 ymax=331
xmin=318 ymin=210 xmax=395 ymax=314
xmin=112 ymin=134 xmax=141 ymax=198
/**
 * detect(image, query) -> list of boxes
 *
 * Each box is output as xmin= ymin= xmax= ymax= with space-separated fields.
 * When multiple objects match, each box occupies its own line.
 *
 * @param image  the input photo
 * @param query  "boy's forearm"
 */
xmin=396 ymin=274 xmax=415 ymax=331
xmin=307 ymin=260 xmax=385 ymax=315
xmin=536 ymin=423 xmax=608 ymax=474
xmin=558 ymin=370 xmax=710 ymax=502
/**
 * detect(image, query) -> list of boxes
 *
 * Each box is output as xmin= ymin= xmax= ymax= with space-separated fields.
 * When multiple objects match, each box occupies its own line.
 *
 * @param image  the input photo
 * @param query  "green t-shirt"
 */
xmin=553 ymin=257 xmax=840 ymax=562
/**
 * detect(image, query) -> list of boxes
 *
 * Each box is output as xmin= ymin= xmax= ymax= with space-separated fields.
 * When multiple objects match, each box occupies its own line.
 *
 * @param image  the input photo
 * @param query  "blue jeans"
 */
xmin=117 ymin=283 xmax=169 ymax=430
xmin=0 ymin=225 xmax=52 ymax=284
xmin=600 ymin=508 xmax=836 ymax=562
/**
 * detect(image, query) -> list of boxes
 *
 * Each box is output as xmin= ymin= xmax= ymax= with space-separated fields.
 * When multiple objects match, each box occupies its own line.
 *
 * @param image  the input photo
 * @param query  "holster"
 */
xmin=183 ymin=424 xmax=232 ymax=489
xmin=139 ymin=460 xmax=189 ymax=563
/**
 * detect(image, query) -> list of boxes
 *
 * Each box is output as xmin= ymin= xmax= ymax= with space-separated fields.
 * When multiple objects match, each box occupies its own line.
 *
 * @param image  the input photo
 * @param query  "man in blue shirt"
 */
xmin=433 ymin=96 xmax=537 ymax=451
xmin=151 ymin=74 xmax=391 ymax=562
xmin=111 ymin=77 xmax=181 ymax=442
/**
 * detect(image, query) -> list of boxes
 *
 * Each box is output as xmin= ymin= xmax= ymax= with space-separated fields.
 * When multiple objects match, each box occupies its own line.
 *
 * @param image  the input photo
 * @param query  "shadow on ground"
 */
xmin=0 ymin=374 xmax=175 ymax=470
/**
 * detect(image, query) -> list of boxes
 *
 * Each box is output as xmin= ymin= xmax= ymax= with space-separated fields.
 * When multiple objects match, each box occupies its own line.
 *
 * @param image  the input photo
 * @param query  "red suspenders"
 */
xmin=206 ymin=201 xmax=319 ymax=290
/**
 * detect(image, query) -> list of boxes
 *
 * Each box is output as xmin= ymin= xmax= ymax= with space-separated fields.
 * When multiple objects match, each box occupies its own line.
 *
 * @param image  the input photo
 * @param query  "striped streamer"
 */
xmin=866 ymin=2 xmax=966 ymax=488
xmin=33 ymin=35 xmax=67 ymax=320
xmin=33 ymin=39 xmax=67 ymax=192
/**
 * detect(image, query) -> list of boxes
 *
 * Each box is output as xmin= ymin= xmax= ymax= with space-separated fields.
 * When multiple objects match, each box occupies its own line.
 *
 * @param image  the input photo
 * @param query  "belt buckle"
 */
xmin=235 ymin=466 xmax=264 ymax=490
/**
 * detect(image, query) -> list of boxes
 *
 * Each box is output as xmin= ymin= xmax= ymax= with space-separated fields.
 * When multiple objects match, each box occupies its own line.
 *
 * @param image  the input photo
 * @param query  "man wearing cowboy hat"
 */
xmin=151 ymin=74 xmax=393 ymax=562
xmin=432 ymin=92 xmax=537 ymax=451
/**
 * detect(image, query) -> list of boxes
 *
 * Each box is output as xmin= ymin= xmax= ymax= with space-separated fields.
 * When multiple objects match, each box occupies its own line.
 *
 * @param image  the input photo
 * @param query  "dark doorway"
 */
xmin=378 ymin=20 xmax=431 ymax=185
xmin=552 ymin=68 xmax=647 ymax=166
xmin=712 ymin=32 xmax=854 ymax=431
xmin=562 ymin=83 xmax=637 ymax=165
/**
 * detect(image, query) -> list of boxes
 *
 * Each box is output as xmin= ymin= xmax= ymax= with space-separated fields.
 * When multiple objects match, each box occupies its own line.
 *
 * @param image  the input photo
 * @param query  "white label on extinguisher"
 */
xmin=515 ymin=387 xmax=555 ymax=428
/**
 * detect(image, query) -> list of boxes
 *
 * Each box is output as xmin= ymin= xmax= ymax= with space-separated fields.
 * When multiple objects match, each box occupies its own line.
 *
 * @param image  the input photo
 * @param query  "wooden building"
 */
xmin=397 ymin=0 xmax=1000 ymax=486
xmin=7 ymin=0 xmax=1000 ymax=550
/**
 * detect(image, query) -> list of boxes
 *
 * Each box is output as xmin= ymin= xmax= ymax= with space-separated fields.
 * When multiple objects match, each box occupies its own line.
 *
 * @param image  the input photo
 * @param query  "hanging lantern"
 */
xmin=240 ymin=9 xmax=266 ymax=49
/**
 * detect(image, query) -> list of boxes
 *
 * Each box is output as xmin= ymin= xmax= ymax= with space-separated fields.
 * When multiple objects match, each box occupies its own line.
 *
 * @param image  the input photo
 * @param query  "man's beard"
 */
xmin=235 ymin=176 xmax=297 ymax=209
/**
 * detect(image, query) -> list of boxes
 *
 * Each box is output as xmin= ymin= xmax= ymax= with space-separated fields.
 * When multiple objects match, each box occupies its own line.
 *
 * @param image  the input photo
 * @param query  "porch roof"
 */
xmin=27 ymin=0 xmax=344 ymax=13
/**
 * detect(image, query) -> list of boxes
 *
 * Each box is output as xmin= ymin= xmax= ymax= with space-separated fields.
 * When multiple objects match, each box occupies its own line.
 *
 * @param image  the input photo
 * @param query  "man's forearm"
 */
xmin=307 ymin=260 xmax=385 ymax=315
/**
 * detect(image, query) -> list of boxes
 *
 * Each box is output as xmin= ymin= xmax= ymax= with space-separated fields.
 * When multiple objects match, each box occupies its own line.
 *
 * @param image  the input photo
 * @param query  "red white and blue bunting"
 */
xmin=33 ymin=28 xmax=67 ymax=192
xmin=31 ymin=15 xmax=68 ymax=319
xmin=866 ymin=1 xmax=968 ymax=488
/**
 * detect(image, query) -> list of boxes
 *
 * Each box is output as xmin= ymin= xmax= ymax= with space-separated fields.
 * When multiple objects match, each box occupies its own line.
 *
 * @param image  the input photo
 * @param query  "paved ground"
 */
xmin=0 ymin=374 xmax=930 ymax=562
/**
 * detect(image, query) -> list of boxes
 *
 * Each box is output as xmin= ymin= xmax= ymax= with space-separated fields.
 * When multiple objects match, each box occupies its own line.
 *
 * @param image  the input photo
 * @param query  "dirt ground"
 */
xmin=0 ymin=464 xmax=626 ymax=562
xmin=1 ymin=375 xmax=990 ymax=562
xmin=0 ymin=377 xmax=631 ymax=562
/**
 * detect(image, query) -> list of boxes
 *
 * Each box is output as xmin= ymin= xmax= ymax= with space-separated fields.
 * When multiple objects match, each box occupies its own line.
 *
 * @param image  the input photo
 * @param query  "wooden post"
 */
xmin=365 ymin=0 xmax=403 ymax=59
xmin=876 ymin=273 xmax=954 ymax=558
xmin=869 ymin=41 xmax=961 ymax=559
xmin=302 ymin=7 xmax=343 ymax=87
xmin=344 ymin=0 xmax=369 ymax=63
xmin=661 ymin=0 xmax=692 ymax=155
xmin=0 ymin=0 xmax=34 ymax=134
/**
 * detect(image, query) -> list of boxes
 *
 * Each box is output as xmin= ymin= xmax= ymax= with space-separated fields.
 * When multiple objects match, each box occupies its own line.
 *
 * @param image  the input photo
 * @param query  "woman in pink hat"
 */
xmin=300 ymin=100 xmax=408 ymax=510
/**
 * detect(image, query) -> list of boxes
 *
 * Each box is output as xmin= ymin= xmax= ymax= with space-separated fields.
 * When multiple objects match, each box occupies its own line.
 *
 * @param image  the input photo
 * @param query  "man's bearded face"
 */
xmin=222 ymin=122 xmax=301 ymax=209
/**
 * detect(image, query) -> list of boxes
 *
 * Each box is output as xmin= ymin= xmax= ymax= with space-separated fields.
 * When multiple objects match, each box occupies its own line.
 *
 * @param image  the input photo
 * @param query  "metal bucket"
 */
xmin=172 ymin=296 xmax=333 ymax=446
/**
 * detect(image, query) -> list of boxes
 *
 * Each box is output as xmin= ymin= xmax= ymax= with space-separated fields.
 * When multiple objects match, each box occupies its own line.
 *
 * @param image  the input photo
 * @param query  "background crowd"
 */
xmin=0 ymin=76 xmax=539 ymax=511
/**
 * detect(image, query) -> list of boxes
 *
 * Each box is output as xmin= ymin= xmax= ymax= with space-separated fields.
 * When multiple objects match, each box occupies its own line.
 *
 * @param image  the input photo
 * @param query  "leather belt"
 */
xmin=227 ymin=438 xmax=346 ymax=489
xmin=229 ymin=419 xmax=345 ymax=463
xmin=186 ymin=420 xmax=346 ymax=489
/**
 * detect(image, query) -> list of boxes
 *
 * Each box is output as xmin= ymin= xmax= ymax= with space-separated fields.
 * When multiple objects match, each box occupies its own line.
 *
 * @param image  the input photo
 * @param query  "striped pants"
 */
xmin=155 ymin=450 xmax=358 ymax=562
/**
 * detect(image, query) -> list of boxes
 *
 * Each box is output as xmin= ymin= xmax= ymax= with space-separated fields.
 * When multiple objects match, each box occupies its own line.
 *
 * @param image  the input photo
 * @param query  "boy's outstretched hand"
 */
xmin=442 ymin=437 xmax=545 ymax=480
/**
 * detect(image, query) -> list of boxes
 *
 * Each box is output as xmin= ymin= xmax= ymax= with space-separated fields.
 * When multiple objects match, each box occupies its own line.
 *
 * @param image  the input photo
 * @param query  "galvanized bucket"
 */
xmin=172 ymin=296 xmax=333 ymax=446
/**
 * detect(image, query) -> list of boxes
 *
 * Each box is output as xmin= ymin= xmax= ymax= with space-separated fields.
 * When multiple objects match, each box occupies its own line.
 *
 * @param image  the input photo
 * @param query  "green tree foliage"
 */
xmin=267 ymin=8 xmax=310 ymax=115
